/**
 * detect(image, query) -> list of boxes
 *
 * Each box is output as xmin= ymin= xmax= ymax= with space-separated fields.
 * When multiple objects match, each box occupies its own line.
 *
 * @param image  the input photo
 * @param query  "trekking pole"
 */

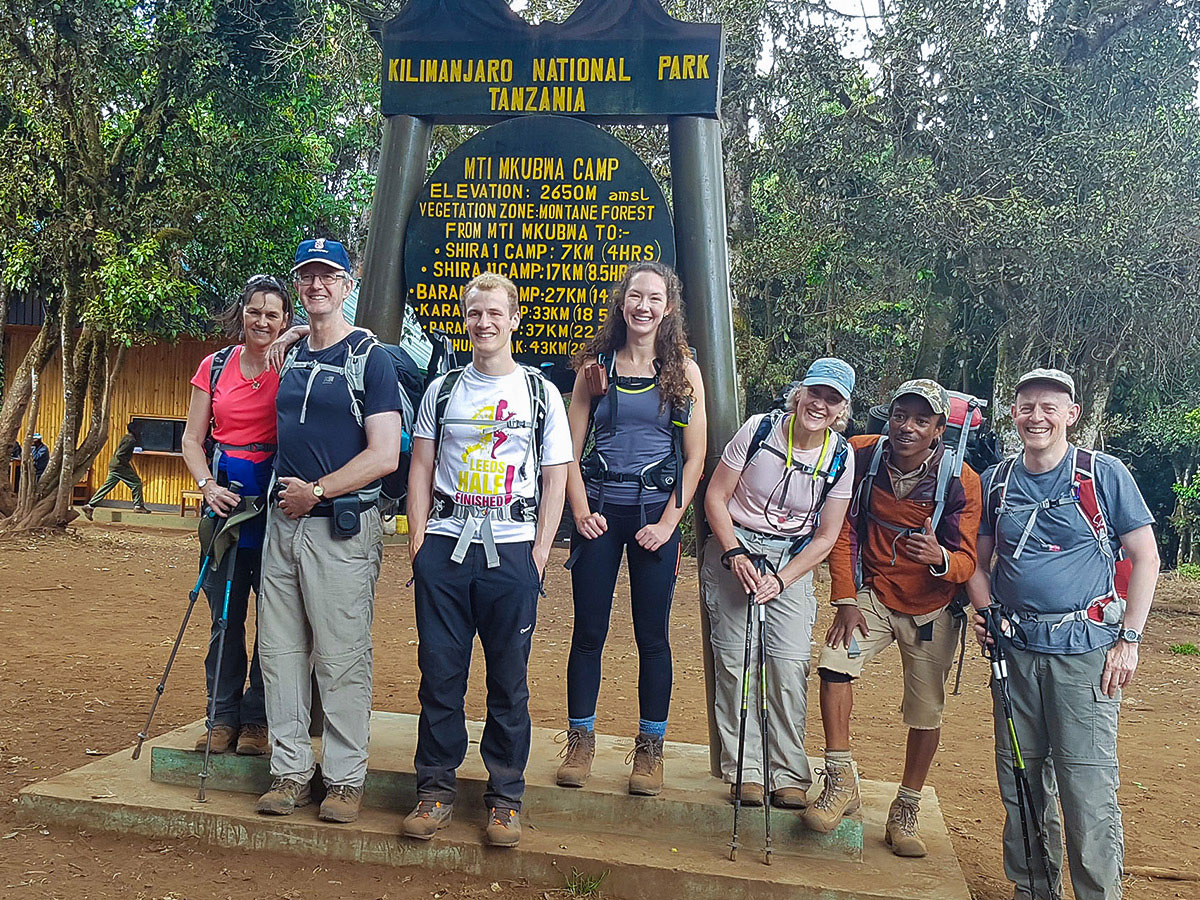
xmin=756 ymin=587 xmax=773 ymax=866
xmin=132 ymin=500 xmax=226 ymax=761
xmin=981 ymin=604 xmax=1053 ymax=900
xmin=728 ymin=575 xmax=756 ymax=862
xmin=197 ymin=492 xmax=246 ymax=802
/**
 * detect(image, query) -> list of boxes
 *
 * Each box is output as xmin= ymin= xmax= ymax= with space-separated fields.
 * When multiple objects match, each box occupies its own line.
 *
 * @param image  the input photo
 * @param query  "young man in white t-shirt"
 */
xmin=403 ymin=272 xmax=571 ymax=848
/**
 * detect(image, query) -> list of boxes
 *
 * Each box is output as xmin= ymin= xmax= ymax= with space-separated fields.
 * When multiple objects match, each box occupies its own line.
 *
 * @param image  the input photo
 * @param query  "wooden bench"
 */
xmin=180 ymin=489 xmax=204 ymax=517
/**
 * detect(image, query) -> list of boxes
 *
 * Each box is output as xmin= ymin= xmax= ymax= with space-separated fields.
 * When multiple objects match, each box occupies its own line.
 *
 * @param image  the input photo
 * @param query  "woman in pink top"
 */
xmin=181 ymin=275 xmax=293 ymax=756
xmin=700 ymin=358 xmax=857 ymax=810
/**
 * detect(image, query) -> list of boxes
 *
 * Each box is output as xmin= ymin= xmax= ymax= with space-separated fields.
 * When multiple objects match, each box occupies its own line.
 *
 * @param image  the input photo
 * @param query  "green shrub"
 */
xmin=1169 ymin=642 xmax=1200 ymax=656
xmin=1176 ymin=563 xmax=1200 ymax=580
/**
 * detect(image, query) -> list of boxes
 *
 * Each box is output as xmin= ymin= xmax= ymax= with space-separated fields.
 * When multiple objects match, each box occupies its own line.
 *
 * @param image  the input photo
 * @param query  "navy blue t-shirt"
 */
xmin=275 ymin=330 xmax=403 ymax=491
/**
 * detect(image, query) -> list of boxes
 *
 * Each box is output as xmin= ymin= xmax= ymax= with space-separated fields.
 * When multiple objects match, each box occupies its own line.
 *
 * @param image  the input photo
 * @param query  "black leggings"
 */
xmin=566 ymin=500 xmax=681 ymax=723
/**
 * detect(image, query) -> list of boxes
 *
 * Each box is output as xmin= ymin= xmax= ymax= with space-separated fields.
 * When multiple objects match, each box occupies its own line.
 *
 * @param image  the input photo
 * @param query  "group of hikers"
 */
xmin=154 ymin=238 xmax=1155 ymax=900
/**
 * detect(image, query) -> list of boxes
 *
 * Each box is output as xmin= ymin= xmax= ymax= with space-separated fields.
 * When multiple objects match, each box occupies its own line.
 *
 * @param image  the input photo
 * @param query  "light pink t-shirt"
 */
xmin=720 ymin=413 xmax=855 ymax=537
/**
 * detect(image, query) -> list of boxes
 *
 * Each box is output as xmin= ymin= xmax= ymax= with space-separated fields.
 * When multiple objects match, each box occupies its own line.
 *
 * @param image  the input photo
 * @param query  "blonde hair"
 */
xmin=787 ymin=384 xmax=852 ymax=433
xmin=463 ymin=271 xmax=519 ymax=316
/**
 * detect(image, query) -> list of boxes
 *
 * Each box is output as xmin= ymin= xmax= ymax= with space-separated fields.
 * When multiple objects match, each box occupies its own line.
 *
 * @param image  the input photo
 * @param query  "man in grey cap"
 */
xmin=805 ymin=379 xmax=982 ymax=856
xmin=967 ymin=368 xmax=1159 ymax=900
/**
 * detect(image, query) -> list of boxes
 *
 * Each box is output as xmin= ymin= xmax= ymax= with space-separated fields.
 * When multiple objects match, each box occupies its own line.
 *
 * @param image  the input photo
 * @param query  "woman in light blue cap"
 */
xmin=700 ymin=358 xmax=856 ymax=809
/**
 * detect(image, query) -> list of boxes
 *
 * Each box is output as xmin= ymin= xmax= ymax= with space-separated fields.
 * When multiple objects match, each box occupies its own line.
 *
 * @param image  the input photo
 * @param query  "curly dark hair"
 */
xmin=572 ymin=261 xmax=693 ymax=410
xmin=215 ymin=275 xmax=293 ymax=341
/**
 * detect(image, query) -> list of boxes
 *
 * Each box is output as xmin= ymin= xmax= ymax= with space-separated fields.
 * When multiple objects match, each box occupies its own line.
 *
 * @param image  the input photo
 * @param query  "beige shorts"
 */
xmin=817 ymin=589 xmax=960 ymax=730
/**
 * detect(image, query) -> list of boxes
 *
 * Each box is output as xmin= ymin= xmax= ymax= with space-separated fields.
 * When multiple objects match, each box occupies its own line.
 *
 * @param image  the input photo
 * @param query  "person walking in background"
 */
xmin=806 ymin=380 xmax=981 ymax=855
xmin=180 ymin=274 xmax=293 ymax=757
xmin=82 ymin=419 xmax=149 ymax=517
xmin=700 ymin=359 xmax=857 ymax=809
xmin=556 ymin=261 xmax=707 ymax=796
xmin=29 ymin=433 xmax=49 ymax=480
xmin=968 ymin=368 xmax=1159 ymax=900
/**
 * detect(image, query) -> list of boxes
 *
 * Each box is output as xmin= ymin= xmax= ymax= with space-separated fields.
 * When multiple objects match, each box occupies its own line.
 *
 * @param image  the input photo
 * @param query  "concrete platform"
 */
xmin=19 ymin=712 xmax=970 ymax=900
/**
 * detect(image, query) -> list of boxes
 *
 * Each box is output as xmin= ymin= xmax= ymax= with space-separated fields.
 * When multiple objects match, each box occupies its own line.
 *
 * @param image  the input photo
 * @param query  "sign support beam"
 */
xmin=668 ymin=114 xmax=740 ymax=777
xmin=357 ymin=115 xmax=434 ymax=342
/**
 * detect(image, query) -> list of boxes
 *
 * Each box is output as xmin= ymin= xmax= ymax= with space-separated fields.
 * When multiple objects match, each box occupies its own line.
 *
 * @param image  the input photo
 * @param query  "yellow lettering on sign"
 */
xmin=658 ymin=54 xmax=711 ymax=80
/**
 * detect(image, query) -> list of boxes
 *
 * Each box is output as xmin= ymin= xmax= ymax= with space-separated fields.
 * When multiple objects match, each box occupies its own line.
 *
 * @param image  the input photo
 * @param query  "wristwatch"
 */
xmin=1118 ymin=628 xmax=1142 ymax=643
xmin=312 ymin=481 xmax=326 ymax=500
xmin=197 ymin=477 xmax=211 ymax=490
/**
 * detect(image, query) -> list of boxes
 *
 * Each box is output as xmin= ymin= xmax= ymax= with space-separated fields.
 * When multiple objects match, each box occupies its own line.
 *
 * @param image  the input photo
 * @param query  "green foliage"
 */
xmin=1169 ymin=642 xmax=1200 ymax=657
xmin=563 ymin=867 xmax=608 ymax=898
xmin=1175 ymin=564 xmax=1200 ymax=582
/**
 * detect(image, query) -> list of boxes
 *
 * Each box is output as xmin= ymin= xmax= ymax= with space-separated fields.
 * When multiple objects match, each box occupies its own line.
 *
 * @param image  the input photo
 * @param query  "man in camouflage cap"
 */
xmin=803 ymin=379 xmax=982 ymax=857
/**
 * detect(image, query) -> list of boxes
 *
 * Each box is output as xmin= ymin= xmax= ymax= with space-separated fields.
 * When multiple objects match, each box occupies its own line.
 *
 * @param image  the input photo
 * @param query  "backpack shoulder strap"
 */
xmin=1072 ymin=447 xmax=1108 ymax=539
xmin=522 ymin=365 xmax=550 ymax=475
xmin=343 ymin=330 xmax=379 ymax=395
xmin=432 ymin=367 xmax=467 ymax=467
xmin=986 ymin=455 xmax=1020 ymax=533
xmin=745 ymin=412 xmax=782 ymax=467
xmin=209 ymin=345 xmax=238 ymax=394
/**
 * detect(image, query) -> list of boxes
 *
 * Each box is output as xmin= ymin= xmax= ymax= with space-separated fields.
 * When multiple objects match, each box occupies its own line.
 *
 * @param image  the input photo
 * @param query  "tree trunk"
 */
xmin=0 ymin=324 xmax=57 ymax=516
xmin=912 ymin=278 xmax=957 ymax=381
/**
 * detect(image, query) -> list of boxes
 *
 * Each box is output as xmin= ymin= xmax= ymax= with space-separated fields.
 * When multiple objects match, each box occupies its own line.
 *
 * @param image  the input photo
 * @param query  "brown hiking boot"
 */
xmin=885 ymin=795 xmax=927 ymax=857
xmin=194 ymin=724 xmax=237 ymax=753
xmin=256 ymin=776 xmax=312 ymax=815
xmin=771 ymin=786 xmax=808 ymax=809
xmin=320 ymin=783 xmax=364 ymax=823
xmin=729 ymin=782 xmax=765 ymax=806
xmin=626 ymin=733 xmax=664 ymax=796
xmin=555 ymin=728 xmax=596 ymax=788
xmin=402 ymin=799 xmax=453 ymax=840
xmin=801 ymin=762 xmax=861 ymax=833
xmin=81 ymin=504 xmax=95 ymax=520
xmin=236 ymin=723 xmax=269 ymax=756
xmin=486 ymin=807 xmax=521 ymax=847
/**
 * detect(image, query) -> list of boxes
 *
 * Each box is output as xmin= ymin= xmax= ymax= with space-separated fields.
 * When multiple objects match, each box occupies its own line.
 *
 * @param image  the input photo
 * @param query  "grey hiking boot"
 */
xmin=320 ymin=783 xmax=364 ymax=823
xmin=555 ymin=728 xmax=596 ymax=787
xmin=194 ymin=724 xmax=237 ymax=753
xmin=626 ymin=733 xmax=665 ymax=796
xmin=801 ymin=762 xmax=861 ymax=833
xmin=402 ymin=799 xmax=453 ymax=840
xmin=486 ymin=806 xmax=521 ymax=847
xmin=256 ymin=776 xmax=312 ymax=815
xmin=885 ymin=794 xmax=927 ymax=857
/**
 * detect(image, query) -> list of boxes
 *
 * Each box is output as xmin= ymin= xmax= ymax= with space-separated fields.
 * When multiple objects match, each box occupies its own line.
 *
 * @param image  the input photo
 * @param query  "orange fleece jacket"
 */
xmin=827 ymin=434 xmax=982 ymax=616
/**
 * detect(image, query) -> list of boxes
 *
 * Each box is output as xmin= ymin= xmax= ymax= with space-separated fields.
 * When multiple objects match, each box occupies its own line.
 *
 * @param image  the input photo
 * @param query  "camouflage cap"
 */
xmin=891 ymin=379 xmax=951 ymax=418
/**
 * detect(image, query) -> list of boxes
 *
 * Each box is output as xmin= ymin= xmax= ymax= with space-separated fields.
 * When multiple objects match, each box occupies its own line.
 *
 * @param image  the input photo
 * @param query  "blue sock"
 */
xmin=638 ymin=718 xmax=667 ymax=739
xmin=568 ymin=716 xmax=596 ymax=733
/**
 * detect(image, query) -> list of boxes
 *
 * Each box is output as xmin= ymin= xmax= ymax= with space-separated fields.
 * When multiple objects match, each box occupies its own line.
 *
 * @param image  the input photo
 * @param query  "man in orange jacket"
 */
xmin=802 ymin=380 xmax=982 ymax=857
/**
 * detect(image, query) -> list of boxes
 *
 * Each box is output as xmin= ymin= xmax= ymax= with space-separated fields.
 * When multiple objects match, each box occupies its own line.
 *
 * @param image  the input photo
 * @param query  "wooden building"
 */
xmin=4 ymin=316 xmax=224 ymax=509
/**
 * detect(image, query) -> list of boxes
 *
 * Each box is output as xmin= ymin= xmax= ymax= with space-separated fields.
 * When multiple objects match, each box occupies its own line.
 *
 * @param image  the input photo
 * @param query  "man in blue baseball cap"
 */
xmin=255 ymin=237 xmax=403 ymax=825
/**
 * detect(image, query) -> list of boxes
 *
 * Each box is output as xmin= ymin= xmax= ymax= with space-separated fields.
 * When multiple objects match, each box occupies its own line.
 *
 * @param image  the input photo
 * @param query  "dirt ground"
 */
xmin=1 ymin=524 xmax=1198 ymax=900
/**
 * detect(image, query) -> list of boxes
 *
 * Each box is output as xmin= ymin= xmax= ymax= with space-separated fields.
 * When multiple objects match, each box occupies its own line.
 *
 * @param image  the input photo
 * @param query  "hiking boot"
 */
xmin=626 ymin=733 xmax=665 ymax=796
xmin=320 ymin=783 xmax=364 ymax=823
xmin=402 ymin=799 xmax=453 ymax=840
xmin=194 ymin=724 xmax=237 ymax=754
xmin=555 ymin=728 xmax=596 ymax=788
xmin=236 ymin=723 xmax=269 ymax=756
xmin=256 ymin=777 xmax=312 ymax=815
xmin=885 ymin=795 xmax=927 ymax=857
xmin=133 ymin=505 xmax=152 ymax=514
xmin=771 ymin=786 xmax=808 ymax=809
xmin=81 ymin=504 xmax=95 ymax=520
xmin=729 ymin=782 xmax=765 ymax=806
xmin=801 ymin=763 xmax=861 ymax=833
xmin=486 ymin=807 xmax=521 ymax=847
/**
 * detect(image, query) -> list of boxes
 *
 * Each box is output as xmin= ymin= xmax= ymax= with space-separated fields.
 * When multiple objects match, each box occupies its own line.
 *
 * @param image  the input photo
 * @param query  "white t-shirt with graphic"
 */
xmin=415 ymin=364 xmax=572 ymax=543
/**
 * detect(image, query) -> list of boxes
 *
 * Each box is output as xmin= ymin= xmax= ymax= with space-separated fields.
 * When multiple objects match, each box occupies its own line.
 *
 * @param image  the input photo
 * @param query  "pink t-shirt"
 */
xmin=191 ymin=346 xmax=279 ymax=463
xmin=720 ymin=413 xmax=855 ymax=537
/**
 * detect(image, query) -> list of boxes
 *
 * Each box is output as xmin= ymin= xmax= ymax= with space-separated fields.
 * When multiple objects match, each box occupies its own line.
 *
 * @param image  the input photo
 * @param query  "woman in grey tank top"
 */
xmin=555 ymin=262 xmax=707 ymax=796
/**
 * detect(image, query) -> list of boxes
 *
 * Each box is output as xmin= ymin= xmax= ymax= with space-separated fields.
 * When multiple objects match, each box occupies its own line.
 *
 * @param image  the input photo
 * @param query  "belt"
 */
xmin=270 ymin=497 xmax=376 ymax=518
xmin=733 ymin=522 xmax=806 ymax=546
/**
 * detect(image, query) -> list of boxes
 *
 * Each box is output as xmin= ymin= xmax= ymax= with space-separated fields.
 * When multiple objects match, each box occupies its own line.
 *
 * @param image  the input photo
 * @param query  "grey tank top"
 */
xmin=586 ymin=376 xmax=674 ymax=504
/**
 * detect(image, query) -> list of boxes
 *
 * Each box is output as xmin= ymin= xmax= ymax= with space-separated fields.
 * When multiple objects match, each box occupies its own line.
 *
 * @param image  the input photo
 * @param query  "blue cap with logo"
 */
xmin=292 ymin=238 xmax=351 ymax=274
xmin=801 ymin=357 xmax=856 ymax=401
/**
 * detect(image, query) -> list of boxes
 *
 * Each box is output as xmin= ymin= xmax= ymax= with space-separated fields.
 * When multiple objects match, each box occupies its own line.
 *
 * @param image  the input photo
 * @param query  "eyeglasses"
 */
xmin=294 ymin=271 xmax=347 ymax=287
